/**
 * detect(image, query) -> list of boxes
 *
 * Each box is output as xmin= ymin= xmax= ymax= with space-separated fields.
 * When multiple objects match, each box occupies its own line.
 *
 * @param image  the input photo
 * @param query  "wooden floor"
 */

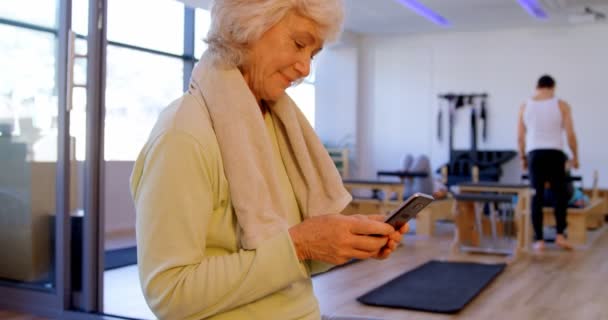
xmin=313 ymin=222 xmax=608 ymax=320
xmin=2 ymin=222 xmax=607 ymax=320
xmin=0 ymin=310 xmax=48 ymax=320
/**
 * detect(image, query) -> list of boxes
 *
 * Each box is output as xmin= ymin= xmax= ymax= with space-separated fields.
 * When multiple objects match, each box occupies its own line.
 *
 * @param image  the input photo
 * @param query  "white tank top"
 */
xmin=523 ymin=97 xmax=564 ymax=153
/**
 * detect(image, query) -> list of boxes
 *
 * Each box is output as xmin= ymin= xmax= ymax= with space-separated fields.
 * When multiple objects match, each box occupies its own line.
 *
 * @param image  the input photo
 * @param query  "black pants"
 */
xmin=528 ymin=149 xmax=568 ymax=241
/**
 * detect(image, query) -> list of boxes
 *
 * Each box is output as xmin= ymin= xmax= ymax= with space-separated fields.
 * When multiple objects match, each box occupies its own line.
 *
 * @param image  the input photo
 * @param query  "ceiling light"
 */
xmin=395 ymin=0 xmax=450 ymax=27
xmin=517 ymin=0 xmax=549 ymax=19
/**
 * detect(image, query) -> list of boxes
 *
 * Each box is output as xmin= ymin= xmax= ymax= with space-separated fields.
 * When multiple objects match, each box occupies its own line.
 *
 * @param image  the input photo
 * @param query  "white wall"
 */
xmin=353 ymin=23 xmax=608 ymax=188
xmin=315 ymin=43 xmax=359 ymax=176
xmin=358 ymin=42 xmax=434 ymax=178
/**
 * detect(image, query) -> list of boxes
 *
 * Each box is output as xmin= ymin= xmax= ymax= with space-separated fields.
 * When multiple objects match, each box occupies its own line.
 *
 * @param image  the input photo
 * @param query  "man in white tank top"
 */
xmin=517 ymin=75 xmax=579 ymax=251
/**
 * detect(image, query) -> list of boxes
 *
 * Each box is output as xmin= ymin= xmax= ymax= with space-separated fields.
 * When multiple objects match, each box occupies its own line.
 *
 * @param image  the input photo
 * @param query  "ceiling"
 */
xmin=344 ymin=0 xmax=608 ymax=34
xmin=178 ymin=0 xmax=608 ymax=35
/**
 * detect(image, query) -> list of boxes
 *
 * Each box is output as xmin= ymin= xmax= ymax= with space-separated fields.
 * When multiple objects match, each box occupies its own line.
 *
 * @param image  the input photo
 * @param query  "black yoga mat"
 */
xmin=357 ymin=260 xmax=506 ymax=314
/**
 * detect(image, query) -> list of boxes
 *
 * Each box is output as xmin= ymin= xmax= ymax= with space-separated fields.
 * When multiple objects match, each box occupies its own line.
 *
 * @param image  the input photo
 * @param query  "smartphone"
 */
xmin=384 ymin=192 xmax=434 ymax=230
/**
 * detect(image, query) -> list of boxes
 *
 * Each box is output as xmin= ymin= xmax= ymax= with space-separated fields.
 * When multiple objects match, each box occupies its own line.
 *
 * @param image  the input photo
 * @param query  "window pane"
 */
xmin=105 ymin=45 xmax=183 ymax=160
xmin=0 ymin=25 xmax=58 ymax=157
xmin=107 ymin=0 xmax=184 ymax=55
xmin=286 ymin=83 xmax=315 ymax=128
xmin=0 ymin=24 xmax=57 ymax=291
xmin=194 ymin=8 xmax=211 ymax=59
xmin=0 ymin=0 xmax=57 ymax=29
xmin=72 ymin=0 xmax=89 ymax=36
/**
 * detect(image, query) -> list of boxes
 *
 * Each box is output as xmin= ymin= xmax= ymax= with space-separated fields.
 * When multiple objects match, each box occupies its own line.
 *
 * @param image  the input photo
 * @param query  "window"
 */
xmin=107 ymin=0 xmax=185 ymax=55
xmin=104 ymin=45 xmax=183 ymax=160
xmin=102 ymin=0 xmax=187 ymax=160
xmin=0 ymin=0 xmax=57 ymax=28
xmin=0 ymin=2 xmax=59 ymax=291
xmin=72 ymin=0 xmax=88 ymax=36
xmin=0 ymin=24 xmax=58 ymax=160
xmin=194 ymin=8 xmax=211 ymax=59
xmin=286 ymin=82 xmax=316 ymax=128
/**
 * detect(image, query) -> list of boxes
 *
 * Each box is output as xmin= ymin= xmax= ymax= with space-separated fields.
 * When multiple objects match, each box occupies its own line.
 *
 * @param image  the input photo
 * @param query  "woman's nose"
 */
xmin=294 ymin=56 xmax=311 ymax=78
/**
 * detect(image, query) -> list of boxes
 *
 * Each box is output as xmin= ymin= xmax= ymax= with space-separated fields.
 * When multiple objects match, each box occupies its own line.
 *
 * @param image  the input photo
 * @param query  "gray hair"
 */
xmin=205 ymin=0 xmax=344 ymax=67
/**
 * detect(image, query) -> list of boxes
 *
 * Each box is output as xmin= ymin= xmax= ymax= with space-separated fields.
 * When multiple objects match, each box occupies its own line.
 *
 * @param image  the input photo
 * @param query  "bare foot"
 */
xmin=533 ymin=240 xmax=545 ymax=252
xmin=556 ymin=235 xmax=573 ymax=250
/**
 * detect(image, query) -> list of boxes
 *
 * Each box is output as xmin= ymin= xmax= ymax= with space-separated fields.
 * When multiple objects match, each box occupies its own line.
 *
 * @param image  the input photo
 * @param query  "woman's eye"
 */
xmin=294 ymin=41 xmax=305 ymax=49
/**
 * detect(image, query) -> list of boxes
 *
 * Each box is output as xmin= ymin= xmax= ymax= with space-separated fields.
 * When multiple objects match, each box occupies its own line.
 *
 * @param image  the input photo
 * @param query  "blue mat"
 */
xmin=357 ymin=260 xmax=506 ymax=314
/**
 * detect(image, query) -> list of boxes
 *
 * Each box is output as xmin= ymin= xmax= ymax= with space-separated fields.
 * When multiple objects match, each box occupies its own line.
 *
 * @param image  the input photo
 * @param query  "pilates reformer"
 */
xmin=451 ymin=182 xmax=533 ymax=258
xmin=341 ymin=179 xmax=404 ymax=215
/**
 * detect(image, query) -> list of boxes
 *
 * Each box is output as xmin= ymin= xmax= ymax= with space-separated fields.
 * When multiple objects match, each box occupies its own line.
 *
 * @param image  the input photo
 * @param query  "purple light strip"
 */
xmin=517 ymin=0 xmax=549 ymax=19
xmin=395 ymin=0 xmax=450 ymax=27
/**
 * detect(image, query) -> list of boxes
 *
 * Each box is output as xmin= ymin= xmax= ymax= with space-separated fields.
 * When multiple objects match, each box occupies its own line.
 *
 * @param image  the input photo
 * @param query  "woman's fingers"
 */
xmin=399 ymin=223 xmax=410 ymax=234
xmin=382 ymin=239 xmax=397 ymax=251
xmin=374 ymin=238 xmax=403 ymax=259
xmin=376 ymin=246 xmax=393 ymax=259
xmin=289 ymin=214 xmax=407 ymax=265
xmin=350 ymin=217 xmax=394 ymax=236
xmin=349 ymin=248 xmax=382 ymax=261
xmin=386 ymin=223 xmax=409 ymax=241
xmin=388 ymin=231 xmax=400 ymax=242
xmin=352 ymin=234 xmax=389 ymax=252
xmin=367 ymin=214 xmax=388 ymax=222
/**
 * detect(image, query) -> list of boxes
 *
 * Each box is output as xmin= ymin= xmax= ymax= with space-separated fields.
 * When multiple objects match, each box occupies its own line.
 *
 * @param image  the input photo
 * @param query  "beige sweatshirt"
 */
xmin=130 ymin=92 xmax=332 ymax=320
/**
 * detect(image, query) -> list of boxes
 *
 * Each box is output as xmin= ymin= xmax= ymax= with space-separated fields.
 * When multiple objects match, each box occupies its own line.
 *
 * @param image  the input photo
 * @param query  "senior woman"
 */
xmin=130 ymin=0 xmax=408 ymax=319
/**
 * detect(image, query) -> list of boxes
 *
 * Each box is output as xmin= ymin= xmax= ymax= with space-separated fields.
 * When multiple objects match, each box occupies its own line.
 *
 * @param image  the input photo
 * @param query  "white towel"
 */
xmin=188 ymin=53 xmax=352 ymax=249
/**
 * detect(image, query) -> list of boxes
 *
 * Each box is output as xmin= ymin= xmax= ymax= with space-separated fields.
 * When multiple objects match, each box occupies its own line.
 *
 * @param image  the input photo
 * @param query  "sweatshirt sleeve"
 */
xmin=130 ymin=131 xmax=308 ymax=320
xmin=308 ymin=260 xmax=335 ymax=275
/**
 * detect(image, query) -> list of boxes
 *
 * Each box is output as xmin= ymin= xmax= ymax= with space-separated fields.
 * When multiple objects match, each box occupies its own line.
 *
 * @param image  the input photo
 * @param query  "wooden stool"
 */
xmin=452 ymin=193 xmax=525 ymax=258
xmin=455 ymin=182 xmax=532 ymax=250
xmin=343 ymin=198 xmax=400 ymax=216
xmin=542 ymin=200 xmax=605 ymax=245
xmin=342 ymin=179 xmax=404 ymax=216
xmin=415 ymin=198 xmax=455 ymax=236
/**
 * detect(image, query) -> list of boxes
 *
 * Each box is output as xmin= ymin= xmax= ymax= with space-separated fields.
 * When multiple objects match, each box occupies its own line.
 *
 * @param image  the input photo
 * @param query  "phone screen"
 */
xmin=384 ymin=193 xmax=434 ymax=230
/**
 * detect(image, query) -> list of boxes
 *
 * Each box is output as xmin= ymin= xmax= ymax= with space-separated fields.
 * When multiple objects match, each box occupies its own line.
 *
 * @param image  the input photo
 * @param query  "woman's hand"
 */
xmin=366 ymin=215 xmax=409 ymax=259
xmin=288 ymin=214 xmax=395 ymax=265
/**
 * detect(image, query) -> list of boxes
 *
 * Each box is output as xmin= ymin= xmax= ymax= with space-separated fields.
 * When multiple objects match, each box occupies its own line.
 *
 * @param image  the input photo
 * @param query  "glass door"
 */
xmin=0 ymin=0 xmax=71 ymax=312
xmin=0 ymin=0 xmax=112 ymax=316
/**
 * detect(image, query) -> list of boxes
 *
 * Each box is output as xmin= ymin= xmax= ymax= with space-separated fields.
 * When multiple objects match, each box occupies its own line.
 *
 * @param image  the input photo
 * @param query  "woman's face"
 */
xmin=242 ymin=11 xmax=323 ymax=103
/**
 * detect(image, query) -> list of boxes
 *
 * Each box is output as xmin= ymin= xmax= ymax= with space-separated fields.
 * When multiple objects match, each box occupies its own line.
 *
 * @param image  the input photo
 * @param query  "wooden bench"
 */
xmin=542 ymin=199 xmax=605 ymax=245
xmin=415 ymin=198 xmax=455 ymax=236
xmin=342 ymin=179 xmax=404 ymax=215
xmin=541 ymin=170 xmax=606 ymax=245
xmin=456 ymin=182 xmax=532 ymax=250
xmin=451 ymin=193 xmax=526 ymax=258
xmin=342 ymin=198 xmax=400 ymax=215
